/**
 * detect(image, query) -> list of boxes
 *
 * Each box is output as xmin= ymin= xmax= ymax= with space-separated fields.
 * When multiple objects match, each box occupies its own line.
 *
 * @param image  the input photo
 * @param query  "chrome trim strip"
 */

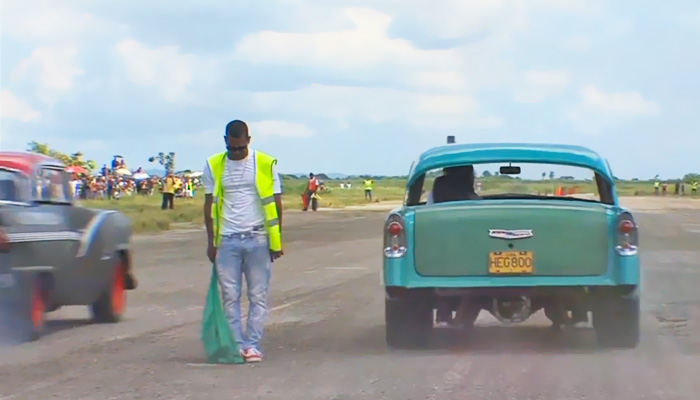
xmin=7 ymin=231 xmax=81 ymax=243
xmin=11 ymin=265 xmax=55 ymax=271
xmin=0 ymin=200 xmax=31 ymax=207
xmin=488 ymin=229 xmax=533 ymax=240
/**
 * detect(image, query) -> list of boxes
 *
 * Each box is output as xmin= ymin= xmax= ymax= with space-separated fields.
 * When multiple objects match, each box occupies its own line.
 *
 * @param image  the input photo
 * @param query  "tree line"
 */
xmin=26 ymin=142 xmax=177 ymax=174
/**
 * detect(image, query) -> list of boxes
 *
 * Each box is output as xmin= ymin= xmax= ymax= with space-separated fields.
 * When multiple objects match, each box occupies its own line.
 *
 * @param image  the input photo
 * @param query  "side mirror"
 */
xmin=500 ymin=165 xmax=521 ymax=175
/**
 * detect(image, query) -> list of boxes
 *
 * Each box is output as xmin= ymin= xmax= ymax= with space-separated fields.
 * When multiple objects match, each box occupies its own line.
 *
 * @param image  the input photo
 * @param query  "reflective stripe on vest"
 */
xmin=207 ymin=150 xmax=282 ymax=251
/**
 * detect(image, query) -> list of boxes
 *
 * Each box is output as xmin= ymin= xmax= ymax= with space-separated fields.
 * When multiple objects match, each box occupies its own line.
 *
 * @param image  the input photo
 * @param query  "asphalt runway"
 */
xmin=1 ymin=204 xmax=699 ymax=400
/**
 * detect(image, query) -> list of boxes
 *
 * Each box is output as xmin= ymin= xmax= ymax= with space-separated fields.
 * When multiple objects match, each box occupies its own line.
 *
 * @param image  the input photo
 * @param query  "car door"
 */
xmin=25 ymin=165 xmax=94 ymax=305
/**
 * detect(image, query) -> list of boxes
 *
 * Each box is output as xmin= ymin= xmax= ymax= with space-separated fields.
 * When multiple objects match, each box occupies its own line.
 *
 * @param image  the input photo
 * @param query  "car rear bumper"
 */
xmin=383 ymin=254 xmax=640 ymax=288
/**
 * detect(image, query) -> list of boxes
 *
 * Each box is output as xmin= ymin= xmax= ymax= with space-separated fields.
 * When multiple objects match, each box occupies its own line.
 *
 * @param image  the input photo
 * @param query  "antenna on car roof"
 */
xmin=447 ymin=135 xmax=455 ymax=144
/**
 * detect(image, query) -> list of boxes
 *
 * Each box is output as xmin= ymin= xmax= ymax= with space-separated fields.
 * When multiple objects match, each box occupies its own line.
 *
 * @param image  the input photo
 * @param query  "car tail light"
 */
xmin=616 ymin=213 xmax=638 ymax=256
xmin=0 ymin=229 xmax=10 ymax=254
xmin=384 ymin=214 xmax=407 ymax=258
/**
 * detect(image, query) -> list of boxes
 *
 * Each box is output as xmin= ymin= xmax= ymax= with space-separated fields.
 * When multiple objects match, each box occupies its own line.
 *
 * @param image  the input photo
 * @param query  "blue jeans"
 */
xmin=216 ymin=230 xmax=271 ymax=351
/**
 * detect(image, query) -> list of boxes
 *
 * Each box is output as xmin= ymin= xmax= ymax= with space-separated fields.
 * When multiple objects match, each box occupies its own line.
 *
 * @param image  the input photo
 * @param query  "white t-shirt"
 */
xmin=202 ymin=149 xmax=282 ymax=234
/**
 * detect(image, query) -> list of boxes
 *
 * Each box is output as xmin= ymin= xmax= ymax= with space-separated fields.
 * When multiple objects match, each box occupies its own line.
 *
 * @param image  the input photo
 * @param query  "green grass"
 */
xmin=80 ymin=177 xmax=674 ymax=233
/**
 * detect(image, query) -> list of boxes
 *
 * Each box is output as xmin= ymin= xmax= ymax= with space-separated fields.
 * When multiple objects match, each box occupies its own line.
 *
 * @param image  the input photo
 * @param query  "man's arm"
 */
xmin=201 ymin=163 xmax=215 ymax=246
xmin=204 ymin=194 xmax=214 ymax=244
xmin=274 ymin=194 xmax=282 ymax=231
xmin=272 ymin=163 xmax=283 ymax=232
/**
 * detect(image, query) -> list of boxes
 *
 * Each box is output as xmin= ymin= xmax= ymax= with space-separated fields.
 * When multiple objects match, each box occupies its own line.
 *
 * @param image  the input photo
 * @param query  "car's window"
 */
xmin=0 ymin=170 xmax=23 ymax=202
xmin=419 ymin=162 xmax=606 ymax=204
xmin=34 ymin=167 xmax=72 ymax=203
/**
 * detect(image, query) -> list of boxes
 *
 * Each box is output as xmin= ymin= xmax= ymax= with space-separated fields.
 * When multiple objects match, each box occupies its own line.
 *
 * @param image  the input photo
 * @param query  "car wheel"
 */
xmin=385 ymin=294 xmax=432 ymax=349
xmin=90 ymin=255 xmax=127 ymax=323
xmin=10 ymin=276 xmax=45 ymax=343
xmin=593 ymin=295 xmax=640 ymax=348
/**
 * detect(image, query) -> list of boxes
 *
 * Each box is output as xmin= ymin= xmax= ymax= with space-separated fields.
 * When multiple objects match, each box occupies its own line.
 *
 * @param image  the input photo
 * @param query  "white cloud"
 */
xmin=12 ymin=47 xmax=85 ymax=91
xmin=113 ymin=39 xmax=218 ymax=105
xmin=562 ymin=35 xmax=590 ymax=52
xmin=0 ymin=89 xmax=41 ymax=122
xmin=568 ymin=85 xmax=661 ymax=134
xmin=250 ymin=84 xmax=503 ymax=129
xmin=535 ymin=0 xmax=603 ymax=16
xmin=679 ymin=8 xmax=700 ymax=31
xmin=0 ymin=0 xmax=126 ymax=45
xmin=576 ymin=85 xmax=660 ymax=117
xmin=234 ymin=7 xmax=520 ymax=95
xmin=389 ymin=0 xmax=524 ymax=40
xmin=249 ymin=120 xmax=315 ymax=138
xmin=513 ymin=70 xmax=570 ymax=103
xmin=235 ymin=8 xmax=462 ymax=72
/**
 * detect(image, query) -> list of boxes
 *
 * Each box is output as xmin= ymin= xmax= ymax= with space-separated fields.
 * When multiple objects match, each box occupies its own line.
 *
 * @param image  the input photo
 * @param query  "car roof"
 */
xmin=0 ymin=151 xmax=64 ymax=176
xmin=407 ymin=142 xmax=613 ymax=184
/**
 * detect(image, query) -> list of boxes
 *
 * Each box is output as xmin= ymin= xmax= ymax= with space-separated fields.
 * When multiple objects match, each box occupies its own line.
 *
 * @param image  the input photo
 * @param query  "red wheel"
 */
xmin=90 ymin=255 xmax=127 ymax=323
xmin=111 ymin=260 xmax=126 ymax=316
xmin=31 ymin=278 xmax=45 ymax=331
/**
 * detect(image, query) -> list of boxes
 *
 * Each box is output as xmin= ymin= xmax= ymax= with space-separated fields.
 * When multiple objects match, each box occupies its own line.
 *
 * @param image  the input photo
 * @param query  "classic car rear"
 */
xmin=0 ymin=152 xmax=137 ymax=344
xmin=383 ymin=143 xmax=640 ymax=350
xmin=413 ymin=201 xmax=612 ymax=277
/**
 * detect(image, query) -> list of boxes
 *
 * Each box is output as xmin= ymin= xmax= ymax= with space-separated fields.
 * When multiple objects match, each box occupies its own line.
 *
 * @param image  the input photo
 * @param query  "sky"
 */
xmin=1 ymin=0 xmax=699 ymax=179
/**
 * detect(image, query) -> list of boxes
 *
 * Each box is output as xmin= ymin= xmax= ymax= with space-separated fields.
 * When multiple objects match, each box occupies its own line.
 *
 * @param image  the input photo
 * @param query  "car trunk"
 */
xmin=413 ymin=201 xmax=611 ymax=277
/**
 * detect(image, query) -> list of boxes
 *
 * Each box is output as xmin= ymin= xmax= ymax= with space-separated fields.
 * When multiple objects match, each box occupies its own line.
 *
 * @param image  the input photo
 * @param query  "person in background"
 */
xmin=161 ymin=171 xmax=176 ymax=210
xmin=363 ymin=178 xmax=373 ymax=201
xmin=303 ymin=173 xmax=319 ymax=211
xmin=202 ymin=119 xmax=283 ymax=363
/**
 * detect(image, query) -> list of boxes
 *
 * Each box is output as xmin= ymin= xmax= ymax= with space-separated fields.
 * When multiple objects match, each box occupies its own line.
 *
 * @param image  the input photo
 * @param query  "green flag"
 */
xmin=200 ymin=264 xmax=244 ymax=364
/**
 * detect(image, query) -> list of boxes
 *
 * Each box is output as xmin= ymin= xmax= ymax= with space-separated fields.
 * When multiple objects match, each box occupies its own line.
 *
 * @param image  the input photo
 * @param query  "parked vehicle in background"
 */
xmin=0 ymin=152 xmax=137 ymax=343
xmin=382 ymin=143 xmax=640 ymax=349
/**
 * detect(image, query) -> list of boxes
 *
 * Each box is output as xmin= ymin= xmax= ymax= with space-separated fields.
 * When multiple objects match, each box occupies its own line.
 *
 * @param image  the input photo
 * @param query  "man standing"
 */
xmin=202 ymin=120 xmax=283 ymax=363
xmin=161 ymin=172 xmax=176 ymax=209
xmin=303 ymin=173 xmax=319 ymax=211
xmin=363 ymin=178 xmax=373 ymax=201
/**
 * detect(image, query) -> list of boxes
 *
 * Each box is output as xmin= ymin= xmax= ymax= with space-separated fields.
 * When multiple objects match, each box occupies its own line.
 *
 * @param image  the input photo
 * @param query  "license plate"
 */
xmin=489 ymin=251 xmax=534 ymax=274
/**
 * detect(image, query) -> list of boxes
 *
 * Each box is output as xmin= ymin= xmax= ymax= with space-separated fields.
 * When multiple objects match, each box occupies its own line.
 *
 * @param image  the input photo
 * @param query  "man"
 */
xmin=202 ymin=119 xmax=283 ymax=363
xmin=427 ymin=165 xmax=480 ymax=205
xmin=363 ymin=178 xmax=373 ymax=201
xmin=303 ymin=173 xmax=319 ymax=211
xmin=161 ymin=172 xmax=176 ymax=209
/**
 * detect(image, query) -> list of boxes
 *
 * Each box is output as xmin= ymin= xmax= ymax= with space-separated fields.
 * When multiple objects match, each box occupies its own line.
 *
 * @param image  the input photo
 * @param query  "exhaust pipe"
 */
xmin=490 ymin=296 xmax=532 ymax=324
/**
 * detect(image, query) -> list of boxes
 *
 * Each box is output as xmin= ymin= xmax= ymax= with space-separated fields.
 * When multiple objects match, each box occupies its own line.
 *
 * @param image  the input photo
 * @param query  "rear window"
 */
xmin=0 ymin=170 xmax=23 ymax=202
xmin=420 ymin=162 xmax=608 ymax=204
xmin=34 ymin=167 xmax=72 ymax=203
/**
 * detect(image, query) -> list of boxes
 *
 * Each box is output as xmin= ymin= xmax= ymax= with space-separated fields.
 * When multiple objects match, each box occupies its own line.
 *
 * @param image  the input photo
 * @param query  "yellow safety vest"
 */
xmin=207 ymin=150 xmax=282 ymax=251
xmin=364 ymin=179 xmax=373 ymax=190
xmin=692 ymin=182 xmax=698 ymax=190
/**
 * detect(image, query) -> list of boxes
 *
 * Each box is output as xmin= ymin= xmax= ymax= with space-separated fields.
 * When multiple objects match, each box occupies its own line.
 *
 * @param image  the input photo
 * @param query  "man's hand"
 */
xmin=207 ymin=243 xmax=217 ymax=264
xmin=270 ymin=250 xmax=283 ymax=262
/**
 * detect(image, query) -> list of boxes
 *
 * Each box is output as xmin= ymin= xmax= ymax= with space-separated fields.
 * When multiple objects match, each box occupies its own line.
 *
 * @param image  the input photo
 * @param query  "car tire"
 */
xmin=385 ymin=294 xmax=432 ymax=349
xmin=593 ymin=295 xmax=640 ymax=348
xmin=90 ymin=255 xmax=127 ymax=323
xmin=7 ymin=275 xmax=45 ymax=343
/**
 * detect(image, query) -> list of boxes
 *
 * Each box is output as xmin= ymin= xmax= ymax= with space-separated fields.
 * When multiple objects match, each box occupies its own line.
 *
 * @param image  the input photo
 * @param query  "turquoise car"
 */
xmin=383 ymin=143 xmax=640 ymax=349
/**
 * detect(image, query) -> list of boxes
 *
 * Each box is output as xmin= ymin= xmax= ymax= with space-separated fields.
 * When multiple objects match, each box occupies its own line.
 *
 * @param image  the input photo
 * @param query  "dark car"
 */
xmin=0 ymin=152 xmax=137 ymax=343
